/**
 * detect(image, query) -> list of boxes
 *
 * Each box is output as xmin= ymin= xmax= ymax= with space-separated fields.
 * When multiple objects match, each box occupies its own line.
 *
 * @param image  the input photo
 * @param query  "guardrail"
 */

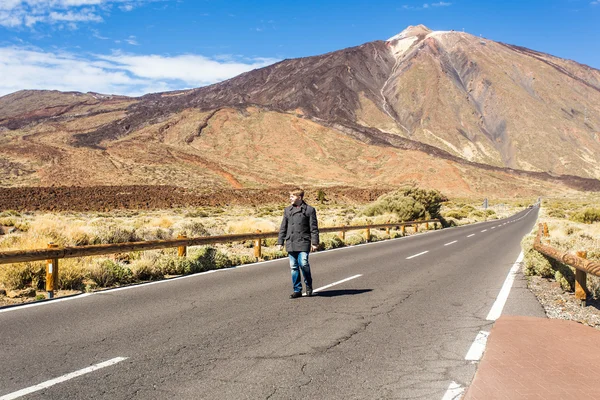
xmin=533 ymin=223 xmax=600 ymax=305
xmin=0 ymin=219 xmax=440 ymax=298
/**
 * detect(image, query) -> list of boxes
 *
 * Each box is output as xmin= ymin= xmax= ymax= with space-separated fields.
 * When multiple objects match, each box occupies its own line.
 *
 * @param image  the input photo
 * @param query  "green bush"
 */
xmin=89 ymin=259 xmax=133 ymax=287
xmin=571 ymin=208 xmax=600 ymax=224
xmin=362 ymin=187 xmax=447 ymax=221
xmin=443 ymin=210 xmax=467 ymax=220
xmin=320 ymin=234 xmax=345 ymax=250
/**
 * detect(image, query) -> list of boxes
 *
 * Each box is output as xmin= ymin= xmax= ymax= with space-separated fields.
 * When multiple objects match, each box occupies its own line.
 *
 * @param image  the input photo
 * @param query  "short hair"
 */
xmin=290 ymin=188 xmax=304 ymax=198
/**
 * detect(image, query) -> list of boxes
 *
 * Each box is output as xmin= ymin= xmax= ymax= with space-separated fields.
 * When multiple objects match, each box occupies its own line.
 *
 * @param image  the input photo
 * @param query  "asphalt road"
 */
xmin=0 ymin=207 xmax=544 ymax=399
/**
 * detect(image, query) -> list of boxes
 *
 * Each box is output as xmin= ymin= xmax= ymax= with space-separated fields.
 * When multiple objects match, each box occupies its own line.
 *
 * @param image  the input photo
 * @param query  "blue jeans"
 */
xmin=288 ymin=251 xmax=312 ymax=293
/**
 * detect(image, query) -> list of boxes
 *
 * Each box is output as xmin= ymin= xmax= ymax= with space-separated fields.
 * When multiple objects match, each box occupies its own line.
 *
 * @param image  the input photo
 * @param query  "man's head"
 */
xmin=289 ymin=188 xmax=304 ymax=206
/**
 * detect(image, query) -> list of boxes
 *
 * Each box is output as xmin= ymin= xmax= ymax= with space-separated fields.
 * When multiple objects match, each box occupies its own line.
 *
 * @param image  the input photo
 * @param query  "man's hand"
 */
xmin=276 ymin=245 xmax=283 ymax=252
xmin=311 ymin=244 xmax=318 ymax=252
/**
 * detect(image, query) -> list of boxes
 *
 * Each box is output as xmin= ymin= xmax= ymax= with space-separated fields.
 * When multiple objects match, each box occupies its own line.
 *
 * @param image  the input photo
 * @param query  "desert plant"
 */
xmin=571 ymin=208 xmax=600 ymax=224
xmin=89 ymin=259 xmax=133 ymax=287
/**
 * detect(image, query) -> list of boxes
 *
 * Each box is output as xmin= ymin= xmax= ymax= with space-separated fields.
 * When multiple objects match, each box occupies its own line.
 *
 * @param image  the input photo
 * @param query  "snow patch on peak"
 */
xmin=387 ymin=24 xmax=432 ymax=41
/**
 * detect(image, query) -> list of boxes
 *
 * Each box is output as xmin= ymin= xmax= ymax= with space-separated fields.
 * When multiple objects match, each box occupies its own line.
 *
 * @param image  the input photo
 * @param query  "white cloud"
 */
xmin=0 ymin=46 xmax=279 ymax=97
xmin=401 ymin=2 xmax=451 ymax=10
xmin=0 ymin=0 xmax=152 ymax=28
xmin=124 ymin=35 xmax=138 ymax=45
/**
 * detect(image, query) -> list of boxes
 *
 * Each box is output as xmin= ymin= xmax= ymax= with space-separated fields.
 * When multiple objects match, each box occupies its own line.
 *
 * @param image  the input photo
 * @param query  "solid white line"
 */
xmin=313 ymin=274 xmax=362 ymax=293
xmin=481 ymin=229 xmax=487 ymax=232
xmin=486 ymin=252 xmax=524 ymax=321
xmin=444 ymin=241 xmax=457 ymax=246
xmin=467 ymin=234 xmax=475 ymax=238
xmin=0 ymin=357 xmax=128 ymax=400
xmin=465 ymin=331 xmax=490 ymax=361
xmin=406 ymin=251 xmax=429 ymax=259
xmin=441 ymin=381 xmax=464 ymax=400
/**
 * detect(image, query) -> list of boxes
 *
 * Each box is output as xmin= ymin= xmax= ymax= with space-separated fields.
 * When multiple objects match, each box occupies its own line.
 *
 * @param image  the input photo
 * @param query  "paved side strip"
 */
xmin=0 ymin=357 xmax=128 ymax=400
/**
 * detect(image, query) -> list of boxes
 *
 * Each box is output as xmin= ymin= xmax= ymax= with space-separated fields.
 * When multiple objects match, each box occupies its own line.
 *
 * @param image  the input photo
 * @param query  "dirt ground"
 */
xmin=0 ymin=185 xmax=393 ymax=212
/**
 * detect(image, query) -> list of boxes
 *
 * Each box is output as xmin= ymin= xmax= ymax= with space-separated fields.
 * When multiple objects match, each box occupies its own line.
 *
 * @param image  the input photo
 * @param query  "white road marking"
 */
xmin=313 ymin=275 xmax=362 ymax=293
xmin=491 ymin=227 xmax=495 ymax=229
xmin=481 ymin=229 xmax=487 ymax=232
xmin=467 ymin=234 xmax=475 ymax=238
xmin=0 ymin=357 xmax=128 ymax=400
xmin=406 ymin=251 xmax=429 ymax=259
xmin=465 ymin=331 xmax=490 ymax=361
xmin=444 ymin=241 xmax=457 ymax=246
xmin=486 ymin=251 xmax=524 ymax=321
xmin=441 ymin=381 xmax=464 ymax=400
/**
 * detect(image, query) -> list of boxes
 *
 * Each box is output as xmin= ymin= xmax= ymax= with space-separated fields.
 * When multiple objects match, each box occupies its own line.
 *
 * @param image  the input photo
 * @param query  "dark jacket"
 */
xmin=277 ymin=202 xmax=319 ymax=252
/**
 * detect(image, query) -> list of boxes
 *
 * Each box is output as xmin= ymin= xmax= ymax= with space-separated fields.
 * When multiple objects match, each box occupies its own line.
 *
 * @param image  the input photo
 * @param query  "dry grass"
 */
xmin=0 ymin=195 xmax=526 ymax=301
xmin=522 ymin=195 xmax=600 ymax=298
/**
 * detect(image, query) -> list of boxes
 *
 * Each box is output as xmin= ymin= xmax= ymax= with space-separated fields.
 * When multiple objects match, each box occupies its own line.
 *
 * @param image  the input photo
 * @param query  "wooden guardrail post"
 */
xmin=45 ymin=242 xmax=59 ymax=299
xmin=575 ymin=251 xmax=588 ymax=306
xmin=414 ymin=223 xmax=419 ymax=233
xmin=177 ymin=235 xmax=187 ymax=257
xmin=401 ymin=225 xmax=406 ymax=235
xmin=365 ymin=224 xmax=371 ymax=242
xmin=543 ymin=223 xmax=549 ymax=238
xmin=254 ymin=230 xmax=262 ymax=260
xmin=385 ymin=227 xmax=390 ymax=236
xmin=338 ymin=230 xmax=345 ymax=242
xmin=425 ymin=222 xmax=429 ymax=230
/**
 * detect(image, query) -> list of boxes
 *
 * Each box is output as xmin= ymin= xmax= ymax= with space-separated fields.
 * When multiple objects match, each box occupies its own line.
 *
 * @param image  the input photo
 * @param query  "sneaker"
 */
xmin=289 ymin=291 xmax=302 ymax=299
xmin=305 ymin=287 xmax=313 ymax=297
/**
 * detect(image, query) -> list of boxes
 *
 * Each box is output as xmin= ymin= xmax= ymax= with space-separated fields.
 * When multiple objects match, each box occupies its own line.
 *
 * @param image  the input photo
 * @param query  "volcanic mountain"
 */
xmin=1 ymin=25 xmax=599 ymax=198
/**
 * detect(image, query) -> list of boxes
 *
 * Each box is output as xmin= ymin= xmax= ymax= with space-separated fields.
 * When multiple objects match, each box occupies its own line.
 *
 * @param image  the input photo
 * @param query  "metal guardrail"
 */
xmin=0 ymin=219 xmax=440 ymax=298
xmin=533 ymin=223 xmax=599 ymax=305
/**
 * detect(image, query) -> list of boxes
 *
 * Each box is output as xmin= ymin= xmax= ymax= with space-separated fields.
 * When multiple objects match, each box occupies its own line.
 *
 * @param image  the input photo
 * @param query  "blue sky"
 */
xmin=0 ymin=0 xmax=598 ymax=97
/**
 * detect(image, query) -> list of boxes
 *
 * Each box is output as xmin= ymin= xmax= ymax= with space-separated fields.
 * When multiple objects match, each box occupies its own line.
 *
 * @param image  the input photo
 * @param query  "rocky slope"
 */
xmin=0 ymin=25 xmax=599 ymax=198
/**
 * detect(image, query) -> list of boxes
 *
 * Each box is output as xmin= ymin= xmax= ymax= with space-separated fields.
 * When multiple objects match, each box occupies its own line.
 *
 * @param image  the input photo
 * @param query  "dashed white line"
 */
xmin=486 ymin=252 xmax=524 ymax=321
xmin=444 ymin=241 xmax=458 ymax=246
xmin=481 ymin=229 xmax=487 ymax=232
xmin=467 ymin=234 xmax=475 ymax=238
xmin=406 ymin=251 xmax=429 ymax=259
xmin=491 ymin=227 xmax=495 ymax=229
xmin=313 ymin=275 xmax=362 ymax=293
xmin=442 ymin=381 xmax=465 ymax=400
xmin=0 ymin=357 xmax=128 ymax=400
xmin=465 ymin=331 xmax=490 ymax=361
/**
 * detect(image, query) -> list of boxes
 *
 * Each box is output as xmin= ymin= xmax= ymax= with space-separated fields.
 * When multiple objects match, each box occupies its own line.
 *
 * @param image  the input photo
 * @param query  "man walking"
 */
xmin=277 ymin=188 xmax=319 ymax=299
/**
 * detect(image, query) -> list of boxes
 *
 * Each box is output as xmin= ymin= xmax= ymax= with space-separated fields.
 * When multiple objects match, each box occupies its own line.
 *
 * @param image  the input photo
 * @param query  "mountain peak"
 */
xmin=387 ymin=24 xmax=432 ymax=41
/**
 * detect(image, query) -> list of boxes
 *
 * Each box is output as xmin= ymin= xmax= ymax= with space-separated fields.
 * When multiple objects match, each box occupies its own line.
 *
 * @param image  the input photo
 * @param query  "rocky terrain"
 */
xmin=0 ymin=25 xmax=599 ymax=202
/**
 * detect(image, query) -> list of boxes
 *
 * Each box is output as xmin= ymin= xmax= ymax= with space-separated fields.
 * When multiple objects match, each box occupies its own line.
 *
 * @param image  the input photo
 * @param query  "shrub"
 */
xmin=0 ymin=264 xmax=32 ymax=290
xmin=320 ymin=234 xmax=345 ymax=250
xmin=571 ymin=208 xmax=600 ymax=224
xmin=521 ymin=235 xmax=554 ymax=278
xmin=58 ymin=262 xmax=86 ymax=290
xmin=177 ymin=221 xmax=208 ymax=237
xmin=185 ymin=209 xmax=209 ymax=218
xmin=443 ymin=210 xmax=467 ymax=220
xmin=89 ymin=259 xmax=133 ymax=287
xmin=135 ymin=226 xmax=172 ymax=241
xmin=362 ymin=187 xmax=447 ymax=221
xmin=91 ymin=224 xmax=138 ymax=244
xmin=129 ymin=259 xmax=163 ymax=281
xmin=345 ymin=233 xmax=366 ymax=246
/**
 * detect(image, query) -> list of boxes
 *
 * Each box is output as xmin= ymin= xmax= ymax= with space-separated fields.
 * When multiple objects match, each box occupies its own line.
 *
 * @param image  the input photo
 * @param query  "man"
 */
xmin=277 ymin=188 xmax=319 ymax=299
